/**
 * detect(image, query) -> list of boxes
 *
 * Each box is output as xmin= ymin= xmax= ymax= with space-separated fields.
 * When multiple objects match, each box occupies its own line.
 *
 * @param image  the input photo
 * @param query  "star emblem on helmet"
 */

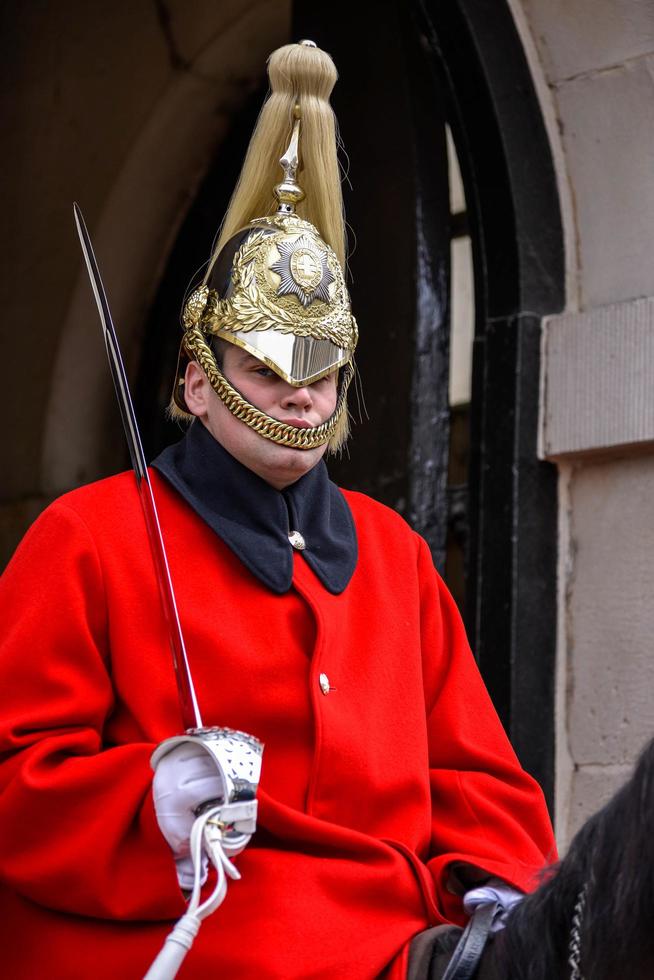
xmin=270 ymin=235 xmax=335 ymax=307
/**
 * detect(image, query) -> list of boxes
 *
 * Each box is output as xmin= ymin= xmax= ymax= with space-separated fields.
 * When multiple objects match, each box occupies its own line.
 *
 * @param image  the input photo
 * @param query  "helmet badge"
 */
xmin=271 ymin=235 xmax=335 ymax=307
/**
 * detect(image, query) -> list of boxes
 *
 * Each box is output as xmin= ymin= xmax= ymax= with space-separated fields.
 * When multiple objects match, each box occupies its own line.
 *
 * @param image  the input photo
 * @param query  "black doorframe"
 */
xmin=292 ymin=0 xmax=563 ymax=805
xmin=415 ymin=0 xmax=564 ymax=807
xmin=294 ymin=0 xmax=564 ymax=805
xmin=292 ymin=2 xmax=453 ymax=569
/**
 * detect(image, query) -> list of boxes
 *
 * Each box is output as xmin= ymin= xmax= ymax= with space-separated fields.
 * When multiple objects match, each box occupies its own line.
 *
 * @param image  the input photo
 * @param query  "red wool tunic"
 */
xmin=0 ymin=471 xmax=555 ymax=978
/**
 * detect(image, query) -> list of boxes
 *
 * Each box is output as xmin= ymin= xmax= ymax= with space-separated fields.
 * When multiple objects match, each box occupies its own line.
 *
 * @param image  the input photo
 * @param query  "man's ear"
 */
xmin=183 ymin=361 xmax=210 ymax=418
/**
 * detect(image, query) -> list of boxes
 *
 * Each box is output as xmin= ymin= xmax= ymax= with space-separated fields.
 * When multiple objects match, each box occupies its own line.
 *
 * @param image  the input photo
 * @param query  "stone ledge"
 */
xmin=541 ymin=296 xmax=654 ymax=459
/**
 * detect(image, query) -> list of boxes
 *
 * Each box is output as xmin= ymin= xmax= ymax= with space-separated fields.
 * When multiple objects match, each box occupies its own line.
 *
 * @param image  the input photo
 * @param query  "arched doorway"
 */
xmin=294 ymin=0 xmax=565 ymax=807
xmin=417 ymin=0 xmax=564 ymax=807
xmin=137 ymin=0 xmax=564 ymax=807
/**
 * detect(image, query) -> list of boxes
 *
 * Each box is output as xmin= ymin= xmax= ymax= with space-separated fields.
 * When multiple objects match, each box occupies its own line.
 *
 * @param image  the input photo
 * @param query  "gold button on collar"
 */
xmin=288 ymin=530 xmax=306 ymax=551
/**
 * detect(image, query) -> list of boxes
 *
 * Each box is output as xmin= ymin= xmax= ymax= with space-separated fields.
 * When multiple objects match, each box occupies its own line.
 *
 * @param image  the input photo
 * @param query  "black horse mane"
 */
xmin=497 ymin=737 xmax=654 ymax=979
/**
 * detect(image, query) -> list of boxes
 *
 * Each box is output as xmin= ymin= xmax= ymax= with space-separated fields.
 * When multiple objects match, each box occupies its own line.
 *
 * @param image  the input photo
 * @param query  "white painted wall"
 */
xmin=446 ymin=128 xmax=474 ymax=408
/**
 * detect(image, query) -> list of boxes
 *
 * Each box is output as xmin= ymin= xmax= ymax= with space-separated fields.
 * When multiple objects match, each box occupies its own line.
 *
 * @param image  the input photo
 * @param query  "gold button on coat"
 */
xmin=319 ymin=672 xmax=331 ymax=695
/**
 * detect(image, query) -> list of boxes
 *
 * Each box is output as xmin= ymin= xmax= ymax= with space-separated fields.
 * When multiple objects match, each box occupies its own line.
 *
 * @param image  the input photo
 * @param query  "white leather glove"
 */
xmin=463 ymin=877 xmax=524 ymax=933
xmin=152 ymin=741 xmax=224 ymax=890
xmin=146 ymin=730 xmax=261 ymax=980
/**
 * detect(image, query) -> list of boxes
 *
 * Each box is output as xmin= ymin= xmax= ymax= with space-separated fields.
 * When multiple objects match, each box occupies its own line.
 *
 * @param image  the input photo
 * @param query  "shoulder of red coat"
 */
xmin=3 ymin=471 xmax=142 ymax=568
xmin=47 ymin=470 xmax=140 ymax=525
xmin=338 ymin=487 xmax=440 ymax=572
xmin=339 ymin=487 xmax=416 ymax=537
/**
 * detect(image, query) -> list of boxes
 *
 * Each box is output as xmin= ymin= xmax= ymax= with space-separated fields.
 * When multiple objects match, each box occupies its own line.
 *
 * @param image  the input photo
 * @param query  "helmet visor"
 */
xmin=219 ymin=328 xmax=350 ymax=386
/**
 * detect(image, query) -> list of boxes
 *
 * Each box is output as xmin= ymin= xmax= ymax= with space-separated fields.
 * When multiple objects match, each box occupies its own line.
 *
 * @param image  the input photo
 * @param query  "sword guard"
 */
xmin=151 ymin=726 xmax=263 ymax=806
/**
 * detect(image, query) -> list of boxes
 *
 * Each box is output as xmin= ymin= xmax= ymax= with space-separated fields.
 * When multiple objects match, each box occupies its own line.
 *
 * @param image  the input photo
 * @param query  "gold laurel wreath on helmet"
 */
xmin=184 ymin=223 xmax=357 ymax=350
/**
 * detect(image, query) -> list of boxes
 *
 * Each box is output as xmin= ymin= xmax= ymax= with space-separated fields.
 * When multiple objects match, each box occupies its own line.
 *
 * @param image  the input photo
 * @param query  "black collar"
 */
xmin=151 ymin=422 xmax=357 ymax=595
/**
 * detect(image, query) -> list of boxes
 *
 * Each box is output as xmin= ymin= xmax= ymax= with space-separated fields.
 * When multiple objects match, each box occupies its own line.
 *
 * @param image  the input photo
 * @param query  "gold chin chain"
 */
xmin=184 ymin=325 xmax=353 ymax=450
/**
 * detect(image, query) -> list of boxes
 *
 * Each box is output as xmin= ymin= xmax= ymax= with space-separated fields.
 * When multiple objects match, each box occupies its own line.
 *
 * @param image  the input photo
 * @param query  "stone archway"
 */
xmin=40 ymin=4 xmax=291 ymax=496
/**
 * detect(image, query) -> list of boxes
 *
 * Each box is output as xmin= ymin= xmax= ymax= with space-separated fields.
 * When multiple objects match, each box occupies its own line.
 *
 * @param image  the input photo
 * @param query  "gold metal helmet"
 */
xmin=172 ymin=41 xmax=357 ymax=452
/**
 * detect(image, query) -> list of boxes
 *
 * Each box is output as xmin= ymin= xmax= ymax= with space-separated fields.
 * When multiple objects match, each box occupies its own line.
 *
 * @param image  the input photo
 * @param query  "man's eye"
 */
xmin=254 ymin=366 xmax=274 ymax=377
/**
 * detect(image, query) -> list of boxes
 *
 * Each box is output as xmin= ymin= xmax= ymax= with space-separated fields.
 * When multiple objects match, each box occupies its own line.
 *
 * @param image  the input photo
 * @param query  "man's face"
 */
xmin=183 ymin=343 xmax=338 ymax=490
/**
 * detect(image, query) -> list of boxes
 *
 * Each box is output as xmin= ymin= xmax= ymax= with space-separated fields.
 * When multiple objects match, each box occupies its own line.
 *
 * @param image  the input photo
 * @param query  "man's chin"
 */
xmin=257 ymin=440 xmax=327 ymax=487
xmin=271 ymin=444 xmax=323 ymax=467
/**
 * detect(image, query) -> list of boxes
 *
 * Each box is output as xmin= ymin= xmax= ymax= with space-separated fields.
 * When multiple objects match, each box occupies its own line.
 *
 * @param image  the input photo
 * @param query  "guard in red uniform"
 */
xmin=0 ymin=41 xmax=555 ymax=979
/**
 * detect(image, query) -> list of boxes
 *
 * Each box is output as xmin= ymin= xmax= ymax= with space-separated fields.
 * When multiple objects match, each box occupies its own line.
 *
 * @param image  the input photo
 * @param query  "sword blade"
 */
xmin=73 ymin=203 xmax=202 ymax=731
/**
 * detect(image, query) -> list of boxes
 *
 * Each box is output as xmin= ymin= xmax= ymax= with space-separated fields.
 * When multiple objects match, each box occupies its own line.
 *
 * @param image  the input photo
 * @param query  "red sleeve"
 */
xmin=416 ymin=536 xmax=557 ymax=923
xmin=0 ymin=502 xmax=185 ymax=920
